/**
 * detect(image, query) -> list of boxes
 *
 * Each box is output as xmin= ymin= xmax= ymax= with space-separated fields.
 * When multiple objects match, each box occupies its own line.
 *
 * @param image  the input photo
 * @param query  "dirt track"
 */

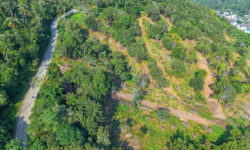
xmin=197 ymin=53 xmax=226 ymax=122
xmin=113 ymin=92 xmax=220 ymax=126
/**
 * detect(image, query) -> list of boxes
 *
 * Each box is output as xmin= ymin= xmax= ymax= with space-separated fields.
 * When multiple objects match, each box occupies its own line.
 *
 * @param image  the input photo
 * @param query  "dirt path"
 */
xmin=197 ymin=53 xmax=226 ymax=122
xmin=113 ymin=91 xmax=220 ymax=126
xmin=14 ymin=9 xmax=80 ymax=149
xmin=138 ymin=17 xmax=168 ymax=76
xmin=160 ymin=15 xmax=172 ymax=31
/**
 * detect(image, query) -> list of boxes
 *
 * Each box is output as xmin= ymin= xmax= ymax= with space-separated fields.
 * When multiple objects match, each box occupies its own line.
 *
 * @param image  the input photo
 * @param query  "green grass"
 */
xmin=114 ymin=104 xmax=188 ymax=149
xmin=196 ymin=105 xmax=214 ymax=120
xmin=206 ymin=125 xmax=226 ymax=142
xmin=71 ymin=12 xmax=85 ymax=26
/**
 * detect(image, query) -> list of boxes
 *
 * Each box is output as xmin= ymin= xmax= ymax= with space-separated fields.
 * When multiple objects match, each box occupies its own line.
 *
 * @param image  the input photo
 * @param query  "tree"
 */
xmin=102 ymin=7 xmax=117 ymax=23
xmin=110 ymin=52 xmax=130 ymax=81
xmin=162 ymin=34 xmax=173 ymax=50
xmin=190 ymin=70 xmax=207 ymax=91
xmin=170 ymin=46 xmax=186 ymax=60
xmin=84 ymin=14 xmax=98 ymax=31
xmin=5 ymin=139 xmax=23 ymax=150
xmin=92 ymin=70 xmax=111 ymax=98
xmin=148 ymin=58 xmax=169 ymax=87
xmin=97 ymin=126 xmax=110 ymax=146
xmin=56 ymin=125 xmax=85 ymax=146
xmin=145 ymin=20 xmax=168 ymax=40
xmin=171 ymin=59 xmax=186 ymax=77
xmin=128 ymin=39 xmax=148 ymax=63
xmin=0 ymin=88 xmax=8 ymax=107
xmin=147 ymin=3 xmax=160 ymax=21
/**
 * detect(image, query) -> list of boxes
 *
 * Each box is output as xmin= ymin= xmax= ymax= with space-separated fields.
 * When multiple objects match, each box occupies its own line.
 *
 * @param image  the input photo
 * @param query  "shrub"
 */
xmin=147 ymin=4 xmax=160 ymax=21
xmin=190 ymin=69 xmax=207 ymax=91
xmin=148 ymin=58 xmax=169 ymax=87
xmin=132 ymin=89 xmax=145 ymax=105
xmin=162 ymin=34 xmax=173 ymax=50
xmin=128 ymin=40 xmax=148 ymax=63
xmin=155 ymin=109 xmax=169 ymax=122
xmin=170 ymin=46 xmax=186 ymax=60
xmin=135 ymin=74 xmax=150 ymax=89
xmin=84 ymin=14 xmax=98 ymax=31
xmin=145 ymin=20 xmax=168 ymax=40
xmin=170 ymin=59 xmax=186 ymax=77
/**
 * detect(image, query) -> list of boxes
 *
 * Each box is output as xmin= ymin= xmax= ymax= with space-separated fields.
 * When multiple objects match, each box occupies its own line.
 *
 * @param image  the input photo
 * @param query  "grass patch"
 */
xmin=71 ymin=12 xmax=85 ymax=26
xmin=196 ymin=105 xmax=214 ymax=120
xmin=206 ymin=125 xmax=226 ymax=142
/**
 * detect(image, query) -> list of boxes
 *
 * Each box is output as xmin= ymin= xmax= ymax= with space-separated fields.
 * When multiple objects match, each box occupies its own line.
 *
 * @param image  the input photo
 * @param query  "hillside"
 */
xmin=26 ymin=0 xmax=250 ymax=149
xmin=191 ymin=0 xmax=250 ymax=16
xmin=1 ymin=0 xmax=249 ymax=149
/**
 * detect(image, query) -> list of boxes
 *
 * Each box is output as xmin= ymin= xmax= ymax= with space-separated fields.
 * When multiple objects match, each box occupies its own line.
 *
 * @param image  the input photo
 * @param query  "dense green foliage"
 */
xmin=191 ymin=0 xmax=250 ymax=16
xmin=0 ymin=0 xmax=78 ymax=148
xmin=27 ymin=12 xmax=131 ymax=149
xmin=5 ymin=139 xmax=23 ymax=150
xmin=101 ymin=7 xmax=141 ymax=46
xmin=1 ymin=0 xmax=249 ymax=149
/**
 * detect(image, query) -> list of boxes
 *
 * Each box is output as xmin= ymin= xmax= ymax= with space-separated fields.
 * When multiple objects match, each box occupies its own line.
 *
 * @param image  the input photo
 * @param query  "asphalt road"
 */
xmin=14 ymin=9 xmax=80 ymax=150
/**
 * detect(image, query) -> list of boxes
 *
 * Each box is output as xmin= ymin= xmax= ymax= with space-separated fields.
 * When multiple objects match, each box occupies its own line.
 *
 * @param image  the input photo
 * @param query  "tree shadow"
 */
xmin=14 ymin=116 xmax=28 ymax=149
xmin=103 ymin=78 xmax=134 ymax=150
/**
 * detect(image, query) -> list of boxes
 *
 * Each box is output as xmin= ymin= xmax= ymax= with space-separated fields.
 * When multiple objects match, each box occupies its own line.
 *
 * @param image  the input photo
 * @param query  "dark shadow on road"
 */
xmin=14 ymin=116 xmax=28 ymax=149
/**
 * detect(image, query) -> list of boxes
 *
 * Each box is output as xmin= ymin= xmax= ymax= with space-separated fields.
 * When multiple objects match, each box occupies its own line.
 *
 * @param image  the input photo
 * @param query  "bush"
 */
xmin=145 ymin=20 xmax=168 ymax=40
xmin=0 ymin=88 xmax=8 ymax=107
xmin=128 ymin=39 xmax=148 ymax=63
xmin=162 ymin=34 xmax=173 ymax=50
xmin=190 ymin=69 xmax=207 ymax=91
xmin=56 ymin=125 xmax=85 ymax=146
xmin=186 ymin=50 xmax=198 ymax=64
xmin=148 ymin=58 xmax=169 ymax=87
xmin=147 ymin=3 xmax=160 ymax=21
xmin=170 ymin=46 xmax=186 ymax=60
xmin=155 ymin=109 xmax=169 ymax=122
xmin=135 ymin=74 xmax=150 ymax=89
xmin=110 ymin=52 xmax=131 ymax=81
xmin=132 ymin=89 xmax=145 ymax=105
xmin=84 ymin=14 xmax=98 ymax=31
xmin=170 ymin=59 xmax=186 ymax=77
xmin=195 ymin=40 xmax=212 ymax=56
xmin=5 ymin=139 xmax=23 ymax=150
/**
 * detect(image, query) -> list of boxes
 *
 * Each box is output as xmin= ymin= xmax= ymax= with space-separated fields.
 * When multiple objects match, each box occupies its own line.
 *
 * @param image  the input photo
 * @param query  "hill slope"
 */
xmin=27 ymin=0 xmax=249 ymax=149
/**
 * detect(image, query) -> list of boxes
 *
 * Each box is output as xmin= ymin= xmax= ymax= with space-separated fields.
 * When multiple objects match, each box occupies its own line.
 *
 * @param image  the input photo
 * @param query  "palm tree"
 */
xmin=0 ymin=34 xmax=10 ymax=64
xmin=17 ymin=3 xmax=29 ymax=24
xmin=4 ymin=16 xmax=20 ymax=29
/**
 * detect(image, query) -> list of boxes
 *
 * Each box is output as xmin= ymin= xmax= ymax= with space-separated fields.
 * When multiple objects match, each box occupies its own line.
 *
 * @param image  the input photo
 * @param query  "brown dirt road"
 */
xmin=197 ymin=53 xmax=226 ymax=122
xmin=113 ymin=92 xmax=220 ymax=126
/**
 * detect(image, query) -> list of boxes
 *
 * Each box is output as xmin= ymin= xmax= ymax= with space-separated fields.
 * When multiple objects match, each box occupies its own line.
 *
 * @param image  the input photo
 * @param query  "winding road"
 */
xmin=14 ymin=9 xmax=80 ymax=149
